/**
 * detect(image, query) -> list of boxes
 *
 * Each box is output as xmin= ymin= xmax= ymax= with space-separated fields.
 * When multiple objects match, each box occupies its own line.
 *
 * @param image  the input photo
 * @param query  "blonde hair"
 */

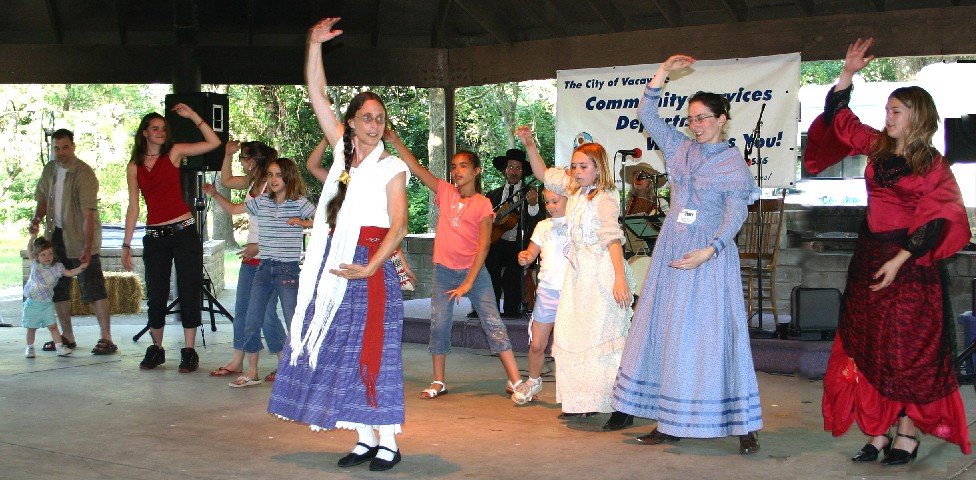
xmin=569 ymin=142 xmax=616 ymax=200
xmin=869 ymin=86 xmax=941 ymax=175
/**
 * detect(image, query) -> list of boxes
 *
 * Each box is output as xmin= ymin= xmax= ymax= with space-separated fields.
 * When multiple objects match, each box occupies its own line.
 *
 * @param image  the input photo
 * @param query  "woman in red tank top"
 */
xmin=121 ymin=103 xmax=222 ymax=373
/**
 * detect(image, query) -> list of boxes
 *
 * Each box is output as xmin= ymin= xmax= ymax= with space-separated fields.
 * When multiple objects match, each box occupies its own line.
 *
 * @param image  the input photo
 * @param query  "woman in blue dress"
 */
xmin=611 ymin=54 xmax=763 ymax=454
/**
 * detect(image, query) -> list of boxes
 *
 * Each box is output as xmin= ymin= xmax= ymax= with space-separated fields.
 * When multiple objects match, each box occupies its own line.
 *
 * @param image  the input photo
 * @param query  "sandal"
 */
xmin=209 ymin=366 xmax=243 ymax=377
xmin=42 ymin=341 xmax=56 ymax=352
xmin=91 ymin=339 xmax=118 ymax=355
xmin=229 ymin=375 xmax=262 ymax=388
xmin=420 ymin=381 xmax=448 ymax=399
xmin=264 ymin=370 xmax=277 ymax=382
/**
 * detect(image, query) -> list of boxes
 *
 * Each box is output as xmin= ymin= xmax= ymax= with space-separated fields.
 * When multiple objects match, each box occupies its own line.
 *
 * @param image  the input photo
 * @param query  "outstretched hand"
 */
xmin=225 ymin=140 xmax=241 ymax=156
xmin=309 ymin=17 xmax=343 ymax=44
xmin=661 ymin=54 xmax=696 ymax=73
xmin=843 ymin=37 xmax=875 ymax=75
xmin=514 ymin=126 xmax=535 ymax=150
xmin=170 ymin=102 xmax=196 ymax=119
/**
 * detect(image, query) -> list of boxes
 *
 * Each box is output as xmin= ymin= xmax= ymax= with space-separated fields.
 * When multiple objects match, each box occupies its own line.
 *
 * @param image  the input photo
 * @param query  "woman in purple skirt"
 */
xmin=267 ymin=17 xmax=409 ymax=472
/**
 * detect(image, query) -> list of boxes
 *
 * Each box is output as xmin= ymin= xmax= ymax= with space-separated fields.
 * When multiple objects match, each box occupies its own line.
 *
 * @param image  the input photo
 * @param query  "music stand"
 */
xmin=132 ymin=170 xmax=233 ymax=344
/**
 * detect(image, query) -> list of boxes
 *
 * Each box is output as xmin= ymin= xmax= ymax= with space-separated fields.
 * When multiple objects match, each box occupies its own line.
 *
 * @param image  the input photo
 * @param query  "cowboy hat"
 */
xmin=492 ymin=148 xmax=530 ymax=177
xmin=620 ymin=162 xmax=661 ymax=182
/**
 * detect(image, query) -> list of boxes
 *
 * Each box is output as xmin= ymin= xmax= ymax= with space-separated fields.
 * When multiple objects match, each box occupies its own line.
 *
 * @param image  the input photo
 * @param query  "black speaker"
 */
xmin=164 ymin=93 xmax=229 ymax=171
xmin=945 ymin=115 xmax=976 ymax=164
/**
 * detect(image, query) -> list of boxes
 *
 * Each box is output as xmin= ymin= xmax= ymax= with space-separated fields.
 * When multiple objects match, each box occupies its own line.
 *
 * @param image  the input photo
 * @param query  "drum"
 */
xmin=628 ymin=255 xmax=652 ymax=294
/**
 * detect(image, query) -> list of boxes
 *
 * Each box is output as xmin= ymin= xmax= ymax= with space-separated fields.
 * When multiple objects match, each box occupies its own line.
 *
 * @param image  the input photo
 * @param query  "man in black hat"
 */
xmin=469 ymin=148 xmax=545 ymax=319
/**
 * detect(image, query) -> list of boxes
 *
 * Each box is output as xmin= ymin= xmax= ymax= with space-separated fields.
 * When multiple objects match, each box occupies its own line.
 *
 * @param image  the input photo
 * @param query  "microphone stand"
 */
xmin=747 ymin=103 xmax=771 ymax=337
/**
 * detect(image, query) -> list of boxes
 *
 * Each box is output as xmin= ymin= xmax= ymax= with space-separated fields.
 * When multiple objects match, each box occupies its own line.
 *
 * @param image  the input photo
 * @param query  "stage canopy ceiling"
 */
xmin=1 ymin=0 xmax=975 ymax=87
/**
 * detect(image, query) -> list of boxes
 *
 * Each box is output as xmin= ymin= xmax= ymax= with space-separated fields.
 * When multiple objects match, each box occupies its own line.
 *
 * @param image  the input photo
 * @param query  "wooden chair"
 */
xmin=737 ymin=193 xmax=786 ymax=328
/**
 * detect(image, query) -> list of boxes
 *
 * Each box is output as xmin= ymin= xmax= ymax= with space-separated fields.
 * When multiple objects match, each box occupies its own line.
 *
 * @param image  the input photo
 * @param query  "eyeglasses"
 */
xmin=684 ymin=115 xmax=715 ymax=124
xmin=357 ymin=113 xmax=386 ymax=125
xmin=634 ymin=171 xmax=652 ymax=181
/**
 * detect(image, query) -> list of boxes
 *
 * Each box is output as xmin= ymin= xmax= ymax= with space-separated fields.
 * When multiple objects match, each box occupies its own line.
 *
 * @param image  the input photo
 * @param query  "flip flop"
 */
xmin=229 ymin=375 xmax=262 ymax=388
xmin=209 ymin=366 xmax=243 ymax=377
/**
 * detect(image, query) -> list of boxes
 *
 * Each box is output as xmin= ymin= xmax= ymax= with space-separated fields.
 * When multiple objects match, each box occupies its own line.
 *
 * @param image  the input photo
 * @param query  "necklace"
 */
xmin=145 ymin=152 xmax=159 ymax=157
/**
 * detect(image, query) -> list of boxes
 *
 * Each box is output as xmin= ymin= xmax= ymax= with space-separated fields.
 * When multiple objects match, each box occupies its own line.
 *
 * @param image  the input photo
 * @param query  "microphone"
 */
xmin=618 ymin=148 xmax=642 ymax=158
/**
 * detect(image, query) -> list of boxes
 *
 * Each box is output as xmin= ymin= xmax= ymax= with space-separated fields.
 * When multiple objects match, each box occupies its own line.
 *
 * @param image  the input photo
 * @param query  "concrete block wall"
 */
xmin=400 ymin=233 xmax=435 ymax=300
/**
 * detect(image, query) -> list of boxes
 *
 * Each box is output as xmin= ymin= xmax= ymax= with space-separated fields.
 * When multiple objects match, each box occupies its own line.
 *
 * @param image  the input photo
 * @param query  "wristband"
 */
xmin=196 ymin=119 xmax=206 ymax=128
xmin=121 ymin=243 xmax=131 ymax=249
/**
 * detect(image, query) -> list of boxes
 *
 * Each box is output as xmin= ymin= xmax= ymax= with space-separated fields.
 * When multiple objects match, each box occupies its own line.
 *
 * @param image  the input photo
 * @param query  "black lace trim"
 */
xmin=822 ymin=84 xmax=853 ymax=126
xmin=906 ymin=219 xmax=945 ymax=258
xmin=873 ymin=153 xmax=912 ymax=188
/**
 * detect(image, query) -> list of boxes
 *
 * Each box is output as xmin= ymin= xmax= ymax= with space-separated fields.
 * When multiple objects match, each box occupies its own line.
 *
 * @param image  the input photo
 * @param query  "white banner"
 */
xmin=555 ymin=53 xmax=800 ymax=188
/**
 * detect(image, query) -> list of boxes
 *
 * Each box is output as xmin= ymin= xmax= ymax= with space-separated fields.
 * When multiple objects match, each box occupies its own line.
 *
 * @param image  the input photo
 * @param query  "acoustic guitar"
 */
xmin=490 ymin=181 xmax=540 ymax=243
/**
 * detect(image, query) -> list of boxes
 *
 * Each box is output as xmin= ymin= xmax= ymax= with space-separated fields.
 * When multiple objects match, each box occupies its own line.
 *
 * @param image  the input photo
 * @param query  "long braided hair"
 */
xmin=326 ymin=91 xmax=387 ymax=228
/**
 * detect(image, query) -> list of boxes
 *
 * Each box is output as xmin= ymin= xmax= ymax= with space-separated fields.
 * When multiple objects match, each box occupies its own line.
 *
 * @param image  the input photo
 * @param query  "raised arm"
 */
xmin=514 ymin=126 xmax=548 ymax=180
xmin=168 ymin=103 xmax=222 ymax=165
xmin=650 ymin=54 xmax=695 ymax=89
xmin=836 ymin=37 xmax=874 ymax=92
xmin=220 ymin=140 xmax=250 ymax=190
xmin=202 ymin=183 xmax=246 ymax=215
xmin=306 ymin=18 xmax=345 ymax=147
xmin=306 ymin=136 xmax=331 ymax=183
xmin=385 ymin=127 xmax=438 ymax=191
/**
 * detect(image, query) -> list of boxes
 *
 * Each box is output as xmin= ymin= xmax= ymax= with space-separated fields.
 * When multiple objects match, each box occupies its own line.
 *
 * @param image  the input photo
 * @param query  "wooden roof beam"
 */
xmin=45 ymin=0 xmax=63 ymax=44
xmin=650 ymin=0 xmax=683 ymax=27
xmin=793 ymin=0 xmax=815 ymax=16
xmin=718 ymin=0 xmax=749 ymax=22
xmin=864 ymin=0 xmax=885 ymax=12
xmin=583 ymin=0 xmax=627 ymax=32
xmin=115 ymin=0 xmax=128 ymax=45
xmin=523 ymin=0 xmax=567 ymax=38
xmin=453 ymin=0 xmax=517 ymax=44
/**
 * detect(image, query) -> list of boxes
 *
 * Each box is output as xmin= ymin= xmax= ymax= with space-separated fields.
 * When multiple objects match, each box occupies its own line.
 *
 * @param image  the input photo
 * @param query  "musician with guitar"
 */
xmin=477 ymin=148 xmax=545 ymax=319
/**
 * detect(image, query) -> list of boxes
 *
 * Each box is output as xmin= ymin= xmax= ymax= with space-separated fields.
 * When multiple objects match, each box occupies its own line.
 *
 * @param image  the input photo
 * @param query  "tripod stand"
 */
xmin=133 ymin=170 xmax=233 ymax=344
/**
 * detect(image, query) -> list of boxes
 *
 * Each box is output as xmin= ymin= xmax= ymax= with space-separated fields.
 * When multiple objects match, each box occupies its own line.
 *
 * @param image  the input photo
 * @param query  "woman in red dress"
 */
xmin=807 ymin=37 xmax=971 ymax=466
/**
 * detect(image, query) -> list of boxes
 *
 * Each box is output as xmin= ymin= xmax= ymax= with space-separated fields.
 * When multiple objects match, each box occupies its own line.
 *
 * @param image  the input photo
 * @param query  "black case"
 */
xmin=791 ymin=286 xmax=841 ymax=341
xmin=164 ymin=93 xmax=229 ymax=171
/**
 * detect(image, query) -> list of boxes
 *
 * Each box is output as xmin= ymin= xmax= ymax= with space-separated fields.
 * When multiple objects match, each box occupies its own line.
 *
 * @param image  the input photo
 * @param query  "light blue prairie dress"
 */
xmin=611 ymin=86 xmax=763 ymax=438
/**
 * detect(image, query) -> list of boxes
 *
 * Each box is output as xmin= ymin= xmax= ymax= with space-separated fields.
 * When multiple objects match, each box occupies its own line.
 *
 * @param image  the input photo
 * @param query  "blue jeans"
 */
xmin=242 ymin=260 xmax=299 ymax=354
xmin=429 ymin=263 xmax=512 ymax=355
xmin=234 ymin=262 xmax=285 ymax=353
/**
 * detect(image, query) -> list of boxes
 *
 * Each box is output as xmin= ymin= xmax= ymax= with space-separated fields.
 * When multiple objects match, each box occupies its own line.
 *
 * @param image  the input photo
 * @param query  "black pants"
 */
xmin=485 ymin=239 xmax=521 ymax=315
xmin=143 ymin=227 xmax=203 ymax=329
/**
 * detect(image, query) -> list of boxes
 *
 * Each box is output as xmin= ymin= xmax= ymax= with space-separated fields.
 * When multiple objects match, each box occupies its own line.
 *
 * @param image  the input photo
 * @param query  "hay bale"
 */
xmin=70 ymin=271 xmax=144 ymax=315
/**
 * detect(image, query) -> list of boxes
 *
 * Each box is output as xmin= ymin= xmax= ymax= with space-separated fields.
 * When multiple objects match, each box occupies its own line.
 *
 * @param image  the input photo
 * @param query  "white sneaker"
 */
xmin=56 ymin=344 xmax=72 ymax=357
xmin=25 ymin=346 xmax=36 ymax=358
xmin=512 ymin=379 xmax=543 ymax=405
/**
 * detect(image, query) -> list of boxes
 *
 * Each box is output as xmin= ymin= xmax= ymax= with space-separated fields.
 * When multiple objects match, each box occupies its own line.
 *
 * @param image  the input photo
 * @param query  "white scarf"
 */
xmin=288 ymin=139 xmax=386 ymax=368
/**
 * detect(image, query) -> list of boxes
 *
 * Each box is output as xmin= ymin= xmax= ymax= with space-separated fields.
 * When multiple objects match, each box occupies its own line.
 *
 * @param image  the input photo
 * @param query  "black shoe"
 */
xmin=466 ymin=310 xmax=479 ymax=318
xmin=880 ymin=432 xmax=919 ymax=466
xmin=852 ymin=433 xmax=892 ymax=462
xmin=139 ymin=345 xmax=165 ymax=370
xmin=178 ymin=347 xmax=199 ymax=373
xmin=636 ymin=430 xmax=681 ymax=445
xmin=557 ymin=411 xmax=598 ymax=420
xmin=337 ymin=443 xmax=379 ymax=467
xmin=63 ymin=337 xmax=77 ymax=349
xmin=739 ymin=431 xmax=760 ymax=455
xmin=368 ymin=446 xmax=401 ymax=471
xmin=602 ymin=411 xmax=635 ymax=431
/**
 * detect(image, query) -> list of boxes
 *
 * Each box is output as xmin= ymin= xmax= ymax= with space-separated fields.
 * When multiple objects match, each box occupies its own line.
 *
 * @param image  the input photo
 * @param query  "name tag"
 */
xmin=677 ymin=209 xmax=697 ymax=224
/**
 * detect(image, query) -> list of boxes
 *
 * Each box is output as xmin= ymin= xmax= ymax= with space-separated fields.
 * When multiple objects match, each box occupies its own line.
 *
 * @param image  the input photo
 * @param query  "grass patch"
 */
xmin=0 ymin=225 xmax=28 ymax=289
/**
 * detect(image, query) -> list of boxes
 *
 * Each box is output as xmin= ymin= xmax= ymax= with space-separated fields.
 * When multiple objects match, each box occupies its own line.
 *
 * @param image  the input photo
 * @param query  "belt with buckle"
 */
xmin=145 ymin=217 xmax=195 ymax=238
